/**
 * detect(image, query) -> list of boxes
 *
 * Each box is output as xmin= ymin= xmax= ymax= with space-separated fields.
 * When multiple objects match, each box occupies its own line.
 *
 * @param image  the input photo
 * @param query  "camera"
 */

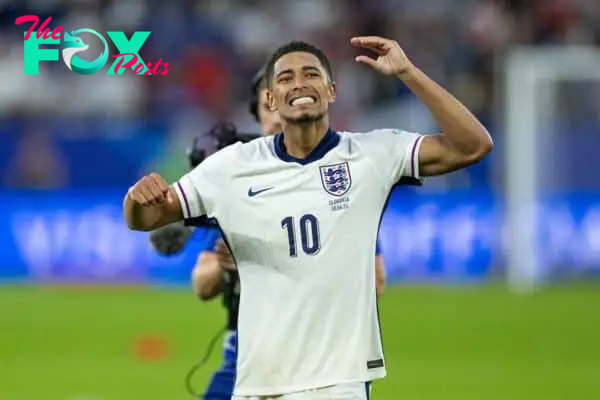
xmin=187 ymin=122 xmax=260 ymax=169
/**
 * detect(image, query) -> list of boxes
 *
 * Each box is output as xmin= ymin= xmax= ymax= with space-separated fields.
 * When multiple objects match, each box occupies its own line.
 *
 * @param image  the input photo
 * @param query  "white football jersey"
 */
xmin=174 ymin=128 xmax=425 ymax=396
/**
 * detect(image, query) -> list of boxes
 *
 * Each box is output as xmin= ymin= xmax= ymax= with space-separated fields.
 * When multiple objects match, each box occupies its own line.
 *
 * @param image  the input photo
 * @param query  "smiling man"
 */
xmin=124 ymin=36 xmax=492 ymax=399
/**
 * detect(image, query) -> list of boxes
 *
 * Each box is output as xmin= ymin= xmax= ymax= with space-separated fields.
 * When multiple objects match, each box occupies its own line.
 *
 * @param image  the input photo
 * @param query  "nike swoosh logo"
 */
xmin=248 ymin=187 xmax=274 ymax=197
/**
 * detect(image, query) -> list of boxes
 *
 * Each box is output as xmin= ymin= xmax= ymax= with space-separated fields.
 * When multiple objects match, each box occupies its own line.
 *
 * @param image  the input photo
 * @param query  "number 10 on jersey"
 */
xmin=281 ymin=214 xmax=320 ymax=257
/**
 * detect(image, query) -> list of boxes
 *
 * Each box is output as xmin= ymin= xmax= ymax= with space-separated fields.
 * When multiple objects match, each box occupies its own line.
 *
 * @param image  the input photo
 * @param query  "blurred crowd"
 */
xmin=0 ymin=0 xmax=599 ymax=189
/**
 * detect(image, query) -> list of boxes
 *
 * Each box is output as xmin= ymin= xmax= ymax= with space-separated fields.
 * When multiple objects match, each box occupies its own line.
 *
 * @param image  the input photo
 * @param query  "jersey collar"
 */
xmin=274 ymin=128 xmax=340 ymax=165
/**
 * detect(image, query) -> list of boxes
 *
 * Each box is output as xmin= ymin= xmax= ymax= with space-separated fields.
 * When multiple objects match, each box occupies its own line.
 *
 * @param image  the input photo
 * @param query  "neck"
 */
xmin=281 ymin=117 xmax=329 ymax=159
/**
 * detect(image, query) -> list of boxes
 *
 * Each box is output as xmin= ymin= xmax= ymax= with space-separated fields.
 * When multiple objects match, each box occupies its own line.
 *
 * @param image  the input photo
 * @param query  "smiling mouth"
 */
xmin=289 ymin=96 xmax=317 ymax=107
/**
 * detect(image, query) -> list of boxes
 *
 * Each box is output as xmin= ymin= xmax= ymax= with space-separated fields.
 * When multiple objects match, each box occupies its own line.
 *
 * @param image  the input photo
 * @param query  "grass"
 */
xmin=0 ymin=283 xmax=599 ymax=399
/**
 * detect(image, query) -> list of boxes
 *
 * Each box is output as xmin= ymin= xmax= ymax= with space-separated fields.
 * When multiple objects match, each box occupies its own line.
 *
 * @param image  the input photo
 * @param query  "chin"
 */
xmin=285 ymin=111 xmax=325 ymax=124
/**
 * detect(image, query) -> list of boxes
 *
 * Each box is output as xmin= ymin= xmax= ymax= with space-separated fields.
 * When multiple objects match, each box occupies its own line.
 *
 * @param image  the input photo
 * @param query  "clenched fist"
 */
xmin=128 ymin=173 xmax=172 ymax=206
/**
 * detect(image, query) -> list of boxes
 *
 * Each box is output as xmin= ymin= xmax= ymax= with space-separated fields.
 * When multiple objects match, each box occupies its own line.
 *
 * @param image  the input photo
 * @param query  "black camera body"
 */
xmin=187 ymin=122 xmax=260 ymax=169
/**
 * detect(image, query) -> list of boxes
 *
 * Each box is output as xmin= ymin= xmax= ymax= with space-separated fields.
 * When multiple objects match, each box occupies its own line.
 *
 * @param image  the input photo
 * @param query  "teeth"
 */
xmin=291 ymin=97 xmax=315 ymax=106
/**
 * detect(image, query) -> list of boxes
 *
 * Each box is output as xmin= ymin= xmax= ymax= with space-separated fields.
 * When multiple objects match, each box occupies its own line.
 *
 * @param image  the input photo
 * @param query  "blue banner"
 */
xmin=0 ymin=189 xmax=599 ymax=284
xmin=0 ymin=190 xmax=211 ymax=285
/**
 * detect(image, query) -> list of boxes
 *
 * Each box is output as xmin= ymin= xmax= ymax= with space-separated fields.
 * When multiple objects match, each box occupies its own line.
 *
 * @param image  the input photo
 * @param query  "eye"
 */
xmin=307 ymin=72 xmax=319 ymax=78
xmin=278 ymin=76 xmax=292 ymax=83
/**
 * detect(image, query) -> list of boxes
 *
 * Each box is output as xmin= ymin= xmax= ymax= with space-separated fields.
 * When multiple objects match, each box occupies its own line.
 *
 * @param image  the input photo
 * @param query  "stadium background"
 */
xmin=1 ymin=0 xmax=599 ymax=399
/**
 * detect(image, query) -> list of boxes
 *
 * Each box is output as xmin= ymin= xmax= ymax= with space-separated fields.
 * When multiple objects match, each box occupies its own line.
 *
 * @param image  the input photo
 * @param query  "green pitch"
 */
xmin=1 ymin=283 xmax=599 ymax=400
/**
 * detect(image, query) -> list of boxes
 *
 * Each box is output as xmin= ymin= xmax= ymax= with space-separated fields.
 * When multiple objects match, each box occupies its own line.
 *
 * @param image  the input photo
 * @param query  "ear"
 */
xmin=327 ymin=82 xmax=336 ymax=104
xmin=266 ymin=89 xmax=277 ymax=111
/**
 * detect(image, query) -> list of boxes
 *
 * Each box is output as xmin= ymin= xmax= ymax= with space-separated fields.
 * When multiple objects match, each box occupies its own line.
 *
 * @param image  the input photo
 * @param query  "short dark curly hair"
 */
xmin=265 ymin=41 xmax=333 ymax=89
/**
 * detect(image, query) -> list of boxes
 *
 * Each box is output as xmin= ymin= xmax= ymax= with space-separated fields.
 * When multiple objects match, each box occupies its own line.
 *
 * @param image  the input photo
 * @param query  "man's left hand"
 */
xmin=350 ymin=36 xmax=414 ymax=78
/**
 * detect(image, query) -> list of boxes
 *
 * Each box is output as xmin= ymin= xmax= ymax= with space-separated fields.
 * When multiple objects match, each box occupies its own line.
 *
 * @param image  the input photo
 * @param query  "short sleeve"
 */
xmin=173 ymin=145 xmax=236 ymax=220
xmin=360 ymin=129 xmax=425 ymax=189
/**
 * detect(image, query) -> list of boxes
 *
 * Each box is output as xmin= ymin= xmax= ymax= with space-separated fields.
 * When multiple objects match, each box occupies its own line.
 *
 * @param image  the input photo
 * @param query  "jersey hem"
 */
xmin=232 ymin=370 xmax=386 ymax=397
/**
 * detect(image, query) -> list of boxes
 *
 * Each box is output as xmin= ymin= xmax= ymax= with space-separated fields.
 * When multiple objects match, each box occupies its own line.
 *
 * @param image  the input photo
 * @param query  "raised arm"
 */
xmin=351 ymin=36 xmax=493 ymax=177
xmin=125 ymin=144 xmax=234 ymax=232
xmin=124 ymin=173 xmax=183 ymax=231
xmin=398 ymin=67 xmax=493 ymax=176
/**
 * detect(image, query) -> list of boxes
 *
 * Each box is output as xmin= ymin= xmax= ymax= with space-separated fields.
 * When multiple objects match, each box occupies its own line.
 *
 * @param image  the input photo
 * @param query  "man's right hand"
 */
xmin=124 ymin=173 xmax=183 ymax=231
xmin=127 ymin=173 xmax=172 ymax=206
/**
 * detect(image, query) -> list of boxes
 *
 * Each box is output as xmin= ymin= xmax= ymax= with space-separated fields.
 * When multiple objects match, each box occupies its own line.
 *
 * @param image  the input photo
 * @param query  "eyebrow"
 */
xmin=276 ymin=66 xmax=322 ymax=78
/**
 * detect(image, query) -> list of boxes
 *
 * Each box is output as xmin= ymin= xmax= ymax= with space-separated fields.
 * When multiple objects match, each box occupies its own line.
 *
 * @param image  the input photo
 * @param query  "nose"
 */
xmin=292 ymin=74 xmax=308 ymax=89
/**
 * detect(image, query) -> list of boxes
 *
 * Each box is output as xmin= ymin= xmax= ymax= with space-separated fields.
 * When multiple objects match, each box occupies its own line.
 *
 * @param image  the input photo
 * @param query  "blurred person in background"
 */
xmin=150 ymin=67 xmax=280 ymax=400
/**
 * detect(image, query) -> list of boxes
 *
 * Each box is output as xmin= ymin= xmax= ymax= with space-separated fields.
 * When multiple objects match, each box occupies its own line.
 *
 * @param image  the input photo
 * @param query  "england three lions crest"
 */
xmin=319 ymin=162 xmax=352 ymax=197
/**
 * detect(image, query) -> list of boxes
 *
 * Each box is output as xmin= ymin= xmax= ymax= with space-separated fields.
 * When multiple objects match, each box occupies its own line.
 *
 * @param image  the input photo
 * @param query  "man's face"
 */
xmin=268 ymin=52 xmax=335 ymax=125
xmin=257 ymin=88 xmax=281 ymax=135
